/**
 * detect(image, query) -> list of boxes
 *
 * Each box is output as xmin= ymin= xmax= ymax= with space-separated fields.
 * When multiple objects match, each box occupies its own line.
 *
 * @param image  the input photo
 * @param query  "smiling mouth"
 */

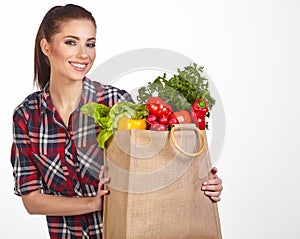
xmin=70 ymin=62 xmax=88 ymax=70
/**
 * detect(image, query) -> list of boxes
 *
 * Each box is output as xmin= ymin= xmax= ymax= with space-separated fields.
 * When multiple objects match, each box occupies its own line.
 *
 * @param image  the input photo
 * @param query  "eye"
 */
xmin=65 ymin=40 xmax=76 ymax=46
xmin=86 ymin=42 xmax=96 ymax=48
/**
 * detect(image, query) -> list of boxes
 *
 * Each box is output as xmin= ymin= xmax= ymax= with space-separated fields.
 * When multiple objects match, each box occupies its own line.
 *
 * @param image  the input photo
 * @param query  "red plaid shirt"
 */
xmin=11 ymin=77 xmax=133 ymax=238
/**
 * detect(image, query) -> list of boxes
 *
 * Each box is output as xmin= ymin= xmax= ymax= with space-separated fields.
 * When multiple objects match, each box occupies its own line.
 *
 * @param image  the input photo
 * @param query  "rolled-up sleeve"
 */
xmin=11 ymin=108 xmax=42 ymax=196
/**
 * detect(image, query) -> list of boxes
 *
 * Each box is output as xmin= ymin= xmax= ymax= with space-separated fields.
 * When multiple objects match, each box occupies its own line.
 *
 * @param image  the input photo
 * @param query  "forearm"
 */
xmin=21 ymin=189 xmax=100 ymax=216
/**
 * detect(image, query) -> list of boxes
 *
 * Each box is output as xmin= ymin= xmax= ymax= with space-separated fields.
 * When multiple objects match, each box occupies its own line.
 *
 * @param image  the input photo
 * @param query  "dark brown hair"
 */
xmin=34 ymin=4 xmax=97 ymax=89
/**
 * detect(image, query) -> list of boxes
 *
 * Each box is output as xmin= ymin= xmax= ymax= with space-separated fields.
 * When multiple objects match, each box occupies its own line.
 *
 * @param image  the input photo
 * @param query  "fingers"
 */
xmin=209 ymin=196 xmax=221 ymax=202
xmin=202 ymin=183 xmax=222 ymax=202
xmin=98 ymin=188 xmax=109 ymax=196
xmin=98 ymin=165 xmax=110 ymax=196
xmin=202 ymin=168 xmax=223 ymax=202
xmin=202 ymin=181 xmax=223 ymax=192
xmin=204 ymin=190 xmax=222 ymax=202
xmin=99 ymin=165 xmax=110 ymax=185
xmin=202 ymin=174 xmax=222 ymax=189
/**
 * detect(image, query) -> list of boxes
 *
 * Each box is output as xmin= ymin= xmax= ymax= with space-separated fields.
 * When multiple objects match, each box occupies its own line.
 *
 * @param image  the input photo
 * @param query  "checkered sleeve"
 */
xmin=97 ymin=85 xmax=134 ymax=106
xmin=11 ymin=105 xmax=42 ymax=196
xmin=117 ymin=89 xmax=134 ymax=103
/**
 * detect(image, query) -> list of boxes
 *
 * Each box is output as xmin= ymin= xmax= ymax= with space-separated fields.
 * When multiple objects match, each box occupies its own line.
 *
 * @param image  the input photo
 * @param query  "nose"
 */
xmin=77 ymin=45 xmax=88 ymax=59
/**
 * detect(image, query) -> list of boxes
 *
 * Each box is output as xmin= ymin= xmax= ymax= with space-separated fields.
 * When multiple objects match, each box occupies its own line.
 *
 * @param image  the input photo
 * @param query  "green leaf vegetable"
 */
xmin=81 ymin=102 xmax=147 ymax=148
xmin=137 ymin=63 xmax=215 ymax=112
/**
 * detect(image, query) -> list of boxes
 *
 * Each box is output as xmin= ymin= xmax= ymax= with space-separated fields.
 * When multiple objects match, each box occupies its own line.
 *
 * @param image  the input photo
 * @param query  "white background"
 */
xmin=1 ymin=0 xmax=300 ymax=238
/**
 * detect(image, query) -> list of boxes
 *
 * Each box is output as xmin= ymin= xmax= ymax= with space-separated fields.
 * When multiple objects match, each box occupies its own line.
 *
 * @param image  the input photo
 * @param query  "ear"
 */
xmin=40 ymin=38 xmax=50 ymax=57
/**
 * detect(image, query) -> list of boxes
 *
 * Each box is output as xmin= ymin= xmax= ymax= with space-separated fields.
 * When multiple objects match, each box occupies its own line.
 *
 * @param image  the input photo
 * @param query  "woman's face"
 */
xmin=44 ymin=19 xmax=96 ymax=83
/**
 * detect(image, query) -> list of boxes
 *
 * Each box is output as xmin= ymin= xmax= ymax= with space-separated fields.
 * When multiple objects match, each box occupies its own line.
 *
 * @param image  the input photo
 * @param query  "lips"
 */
xmin=70 ymin=62 xmax=88 ymax=70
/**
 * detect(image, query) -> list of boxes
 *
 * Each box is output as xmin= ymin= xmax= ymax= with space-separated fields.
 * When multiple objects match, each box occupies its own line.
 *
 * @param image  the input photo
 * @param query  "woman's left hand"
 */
xmin=201 ymin=167 xmax=223 ymax=202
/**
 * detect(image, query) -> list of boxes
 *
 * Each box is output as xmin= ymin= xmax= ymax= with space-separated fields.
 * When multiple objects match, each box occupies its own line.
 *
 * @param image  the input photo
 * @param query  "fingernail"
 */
xmin=203 ymin=181 xmax=207 ymax=186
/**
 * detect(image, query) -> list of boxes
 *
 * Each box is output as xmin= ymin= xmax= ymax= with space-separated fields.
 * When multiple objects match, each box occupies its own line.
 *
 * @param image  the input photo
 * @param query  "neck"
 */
xmin=49 ymin=79 xmax=83 ymax=126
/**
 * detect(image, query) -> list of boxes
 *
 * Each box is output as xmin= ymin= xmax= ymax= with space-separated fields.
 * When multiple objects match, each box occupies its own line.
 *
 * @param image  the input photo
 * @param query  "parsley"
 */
xmin=137 ymin=63 xmax=215 ymax=112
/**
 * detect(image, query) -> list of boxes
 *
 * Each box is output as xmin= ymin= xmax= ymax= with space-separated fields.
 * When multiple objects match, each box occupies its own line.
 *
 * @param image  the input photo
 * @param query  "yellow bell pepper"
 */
xmin=117 ymin=117 xmax=147 ymax=131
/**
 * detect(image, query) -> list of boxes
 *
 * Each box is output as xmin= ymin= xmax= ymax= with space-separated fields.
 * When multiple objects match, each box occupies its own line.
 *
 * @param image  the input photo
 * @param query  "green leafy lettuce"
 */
xmin=81 ymin=102 xmax=147 ymax=148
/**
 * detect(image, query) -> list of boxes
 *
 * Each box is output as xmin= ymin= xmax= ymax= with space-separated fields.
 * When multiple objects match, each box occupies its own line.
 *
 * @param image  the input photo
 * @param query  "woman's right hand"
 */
xmin=94 ymin=165 xmax=110 ymax=211
xmin=21 ymin=165 xmax=111 ymax=216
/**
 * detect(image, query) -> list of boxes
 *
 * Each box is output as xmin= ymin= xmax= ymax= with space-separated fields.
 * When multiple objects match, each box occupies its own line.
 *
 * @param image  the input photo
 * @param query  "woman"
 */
xmin=10 ymin=4 xmax=223 ymax=239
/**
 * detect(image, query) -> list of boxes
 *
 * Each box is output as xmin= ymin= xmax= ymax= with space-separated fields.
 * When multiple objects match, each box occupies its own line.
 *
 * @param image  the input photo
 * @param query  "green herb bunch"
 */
xmin=137 ymin=63 xmax=215 ymax=112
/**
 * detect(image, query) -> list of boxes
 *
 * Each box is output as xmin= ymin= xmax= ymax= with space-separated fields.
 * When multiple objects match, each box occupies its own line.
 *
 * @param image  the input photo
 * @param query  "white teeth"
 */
xmin=71 ymin=62 xmax=86 ymax=69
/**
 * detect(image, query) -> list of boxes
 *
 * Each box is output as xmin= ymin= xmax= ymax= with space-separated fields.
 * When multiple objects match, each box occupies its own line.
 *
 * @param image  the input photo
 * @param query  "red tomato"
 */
xmin=146 ymin=103 xmax=164 ymax=117
xmin=159 ymin=115 xmax=169 ymax=125
xmin=170 ymin=110 xmax=192 ymax=124
xmin=146 ymin=96 xmax=172 ymax=117
xmin=168 ymin=117 xmax=179 ymax=127
xmin=150 ymin=122 xmax=167 ymax=131
xmin=161 ymin=106 xmax=172 ymax=117
xmin=146 ymin=114 xmax=158 ymax=123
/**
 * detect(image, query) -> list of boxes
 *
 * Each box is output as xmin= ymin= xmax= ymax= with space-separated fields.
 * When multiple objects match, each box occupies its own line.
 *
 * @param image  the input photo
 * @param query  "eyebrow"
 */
xmin=64 ymin=35 xmax=96 ymax=41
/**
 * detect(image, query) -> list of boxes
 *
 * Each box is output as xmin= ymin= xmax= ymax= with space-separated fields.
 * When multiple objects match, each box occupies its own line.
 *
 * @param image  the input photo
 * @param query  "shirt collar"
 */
xmin=40 ymin=77 xmax=98 ymax=114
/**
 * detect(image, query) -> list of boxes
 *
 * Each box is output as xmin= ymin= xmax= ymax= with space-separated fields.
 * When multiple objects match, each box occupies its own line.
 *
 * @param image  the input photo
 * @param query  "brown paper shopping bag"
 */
xmin=103 ymin=124 xmax=222 ymax=239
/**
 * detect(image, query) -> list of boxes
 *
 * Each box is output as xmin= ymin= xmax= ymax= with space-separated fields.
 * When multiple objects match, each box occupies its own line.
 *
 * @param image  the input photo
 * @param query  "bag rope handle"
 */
xmin=170 ymin=124 xmax=205 ymax=157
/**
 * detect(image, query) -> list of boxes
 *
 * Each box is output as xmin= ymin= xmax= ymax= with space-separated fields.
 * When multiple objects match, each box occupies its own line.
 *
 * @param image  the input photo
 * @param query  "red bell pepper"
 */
xmin=191 ymin=98 xmax=209 ymax=130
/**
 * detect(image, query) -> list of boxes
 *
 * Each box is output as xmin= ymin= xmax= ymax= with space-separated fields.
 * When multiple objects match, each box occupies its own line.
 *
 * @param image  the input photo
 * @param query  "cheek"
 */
xmin=88 ymin=49 xmax=96 ymax=61
xmin=51 ymin=47 xmax=71 ymax=60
